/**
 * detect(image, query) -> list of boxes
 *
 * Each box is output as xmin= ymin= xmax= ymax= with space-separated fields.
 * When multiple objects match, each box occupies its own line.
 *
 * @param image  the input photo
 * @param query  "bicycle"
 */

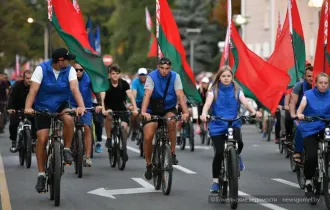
xmin=135 ymin=115 xmax=144 ymax=157
xmin=300 ymin=116 xmax=330 ymax=206
xmin=143 ymin=115 xmax=182 ymax=195
xmin=207 ymin=115 xmax=255 ymax=209
xmin=12 ymin=110 xmax=34 ymax=168
xmin=200 ymin=121 xmax=210 ymax=145
xmin=107 ymin=110 xmax=132 ymax=171
xmin=178 ymin=114 xmax=194 ymax=152
xmin=34 ymin=110 xmax=66 ymax=207
xmin=66 ymin=108 xmax=95 ymax=178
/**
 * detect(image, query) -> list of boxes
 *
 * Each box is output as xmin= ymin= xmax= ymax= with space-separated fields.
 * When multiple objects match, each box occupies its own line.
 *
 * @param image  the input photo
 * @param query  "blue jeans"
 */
xmin=294 ymin=122 xmax=304 ymax=153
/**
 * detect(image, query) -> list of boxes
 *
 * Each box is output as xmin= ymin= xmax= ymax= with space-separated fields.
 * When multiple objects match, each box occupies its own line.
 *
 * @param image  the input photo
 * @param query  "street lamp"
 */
xmin=186 ymin=28 xmax=201 ymax=73
xmin=233 ymin=15 xmax=249 ymax=26
xmin=27 ymin=17 xmax=49 ymax=61
xmin=308 ymin=0 xmax=323 ymax=8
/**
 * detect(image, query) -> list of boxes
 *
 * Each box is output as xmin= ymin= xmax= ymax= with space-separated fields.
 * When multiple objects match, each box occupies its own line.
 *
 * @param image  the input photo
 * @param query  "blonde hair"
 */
xmin=315 ymin=72 xmax=329 ymax=83
xmin=211 ymin=65 xmax=240 ymax=101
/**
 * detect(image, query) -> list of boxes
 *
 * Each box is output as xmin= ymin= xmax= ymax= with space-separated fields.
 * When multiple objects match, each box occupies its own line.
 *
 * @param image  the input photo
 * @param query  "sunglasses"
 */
xmin=159 ymin=60 xmax=171 ymax=65
xmin=75 ymin=68 xmax=84 ymax=72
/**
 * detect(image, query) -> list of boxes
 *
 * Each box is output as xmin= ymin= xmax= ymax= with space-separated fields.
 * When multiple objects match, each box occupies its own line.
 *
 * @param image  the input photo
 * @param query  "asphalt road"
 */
xmin=0 ymin=123 xmax=328 ymax=210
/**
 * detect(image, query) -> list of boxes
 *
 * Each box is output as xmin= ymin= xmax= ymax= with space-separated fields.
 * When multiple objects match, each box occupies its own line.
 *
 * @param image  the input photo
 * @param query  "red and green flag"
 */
xmin=230 ymin=22 xmax=290 ymax=113
xmin=145 ymin=7 xmax=157 ymax=57
xmin=275 ymin=11 xmax=282 ymax=47
xmin=49 ymin=0 xmax=109 ymax=92
xmin=157 ymin=0 xmax=201 ymax=103
xmin=267 ymin=0 xmax=305 ymax=87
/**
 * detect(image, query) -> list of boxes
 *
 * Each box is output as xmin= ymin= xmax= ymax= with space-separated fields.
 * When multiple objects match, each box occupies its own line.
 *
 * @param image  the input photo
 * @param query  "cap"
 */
xmin=138 ymin=68 xmax=148 ymax=76
xmin=201 ymin=77 xmax=210 ymax=83
xmin=52 ymin=48 xmax=76 ymax=62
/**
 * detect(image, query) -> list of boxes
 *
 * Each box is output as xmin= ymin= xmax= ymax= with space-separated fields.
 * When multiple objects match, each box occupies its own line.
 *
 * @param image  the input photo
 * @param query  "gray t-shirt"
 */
xmin=145 ymin=72 xmax=183 ymax=91
xmin=292 ymin=81 xmax=303 ymax=95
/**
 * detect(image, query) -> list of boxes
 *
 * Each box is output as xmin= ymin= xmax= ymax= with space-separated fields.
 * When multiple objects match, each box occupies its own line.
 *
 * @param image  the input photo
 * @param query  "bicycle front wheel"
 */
xmin=323 ymin=151 xmax=330 ymax=208
xmin=228 ymin=147 xmax=239 ymax=209
xmin=75 ymin=130 xmax=84 ymax=178
xmin=161 ymin=144 xmax=173 ymax=195
xmin=24 ymin=129 xmax=32 ymax=169
xmin=53 ymin=140 xmax=62 ymax=206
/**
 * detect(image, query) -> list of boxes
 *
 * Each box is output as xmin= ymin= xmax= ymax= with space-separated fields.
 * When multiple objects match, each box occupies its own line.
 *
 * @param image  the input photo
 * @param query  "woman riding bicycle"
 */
xmin=296 ymin=72 xmax=330 ymax=198
xmin=200 ymin=65 xmax=261 ymax=193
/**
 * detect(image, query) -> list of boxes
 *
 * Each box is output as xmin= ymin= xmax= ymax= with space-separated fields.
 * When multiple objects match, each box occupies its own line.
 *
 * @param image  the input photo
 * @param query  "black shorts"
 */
xmin=35 ymin=102 xmax=70 ymax=131
xmin=105 ymin=107 xmax=130 ymax=124
xmin=151 ymin=107 xmax=177 ymax=117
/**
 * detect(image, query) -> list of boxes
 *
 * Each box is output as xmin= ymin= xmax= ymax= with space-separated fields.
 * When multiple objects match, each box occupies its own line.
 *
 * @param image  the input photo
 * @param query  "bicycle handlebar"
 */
xmin=207 ymin=115 xmax=256 ymax=123
xmin=297 ymin=116 xmax=330 ymax=123
xmin=108 ymin=110 xmax=133 ymax=116
xmin=143 ymin=115 xmax=182 ymax=125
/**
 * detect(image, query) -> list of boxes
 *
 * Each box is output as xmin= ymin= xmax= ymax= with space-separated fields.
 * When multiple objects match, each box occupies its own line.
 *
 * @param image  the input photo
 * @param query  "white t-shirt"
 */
xmin=31 ymin=66 xmax=77 ymax=84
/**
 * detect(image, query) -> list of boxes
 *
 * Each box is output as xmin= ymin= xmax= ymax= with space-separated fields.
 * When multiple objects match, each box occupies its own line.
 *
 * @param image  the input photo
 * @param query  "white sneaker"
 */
xmin=85 ymin=157 xmax=92 ymax=167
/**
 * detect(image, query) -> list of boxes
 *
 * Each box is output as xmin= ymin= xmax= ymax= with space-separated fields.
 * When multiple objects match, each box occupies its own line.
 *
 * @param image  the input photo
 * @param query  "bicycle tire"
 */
xmin=18 ymin=132 xmax=24 ymax=166
xmin=218 ymin=161 xmax=228 ymax=203
xmin=267 ymin=118 xmax=271 ymax=142
xmin=76 ymin=130 xmax=84 ymax=178
xmin=188 ymin=120 xmax=194 ymax=152
xmin=109 ymin=133 xmax=117 ymax=167
xmin=53 ymin=140 xmax=62 ymax=206
xmin=289 ymin=153 xmax=296 ymax=172
xmin=48 ymin=144 xmax=54 ymax=200
xmin=296 ymin=151 xmax=305 ymax=189
xmin=152 ymin=144 xmax=162 ymax=190
xmin=228 ymin=147 xmax=239 ymax=209
xmin=117 ymin=128 xmax=126 ymax=171
xmin=179 ymin=125 xmax=186 ymax=150
xmin=24 ymin=129 xmax=32 ymax=169
xmin=162 ymin=144 xmax=173 ymax=195
xmin=139 ymin=131 xmax=144 ymax=157
xmin=278 ymin=141 xmax=284 ymax=154
xmin=90 ymin=122 xmax=95 ymax=159
xmin=323 ymin=152 xmax=330 ymax=208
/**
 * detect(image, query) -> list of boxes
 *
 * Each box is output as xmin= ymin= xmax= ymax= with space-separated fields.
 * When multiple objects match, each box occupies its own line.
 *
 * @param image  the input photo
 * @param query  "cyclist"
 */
xmin=196 ymin=77 xmax=210 ymax=134
xmin=200 ymin=65 xmax=261 ymax=193
xmin=100 ymin=64 xmax=138 ymax=162
xmin=93 ymin=94 xmax=104 ymax=153
xmin=24 ymin=48 xmax=85 ymax=193
xmin=130 ymin=68 xmax=148 ymax=142
xmin=289 ymin=64 xmax=313 ymax=163
xmin=274 ymin=94 xmax=286 ymax=144
xmin=296 ymin=72 xmax=330 ymax=198
xmin=69 ymin=62 xmax=102 ymax=167
xmin=141 ymin=57 xmax=189 ymax=180
xmin=7 ymin=70 xmax=36 ymax=152
xmin=0 ymin=72 xmax=10 ymax=133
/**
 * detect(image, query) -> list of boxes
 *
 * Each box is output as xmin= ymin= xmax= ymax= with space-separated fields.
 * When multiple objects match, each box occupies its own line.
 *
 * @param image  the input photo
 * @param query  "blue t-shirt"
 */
xmin=131 ymin=78 xmax=145 ymax=105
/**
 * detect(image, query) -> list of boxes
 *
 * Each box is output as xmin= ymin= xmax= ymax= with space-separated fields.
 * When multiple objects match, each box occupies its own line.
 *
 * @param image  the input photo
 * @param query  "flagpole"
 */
xmin=224 ymin=0 xmax=232 ymax=67
xmin=287 ymin=0 xmax=299 ymax=82
xmin=323 ymin=0 xmax=328 ymax=73
xmin=156 ymin=0 xmax=161 ymax=62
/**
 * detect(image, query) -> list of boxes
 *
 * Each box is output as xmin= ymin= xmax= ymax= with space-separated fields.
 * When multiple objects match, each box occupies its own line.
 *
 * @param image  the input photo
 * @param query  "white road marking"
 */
xmin=271 ymin=178 xmax=300 ymax=188
xmin=238 ymin=190 xmax=288 ymax=210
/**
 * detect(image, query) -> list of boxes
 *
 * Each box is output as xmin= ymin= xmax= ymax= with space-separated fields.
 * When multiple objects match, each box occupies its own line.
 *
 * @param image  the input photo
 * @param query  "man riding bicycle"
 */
xmin=100 ymin=64 xmax=138 ymax=162
xmin=141 ymin=57 xmax=189 ymax=180
xmin=7 ymin=70 xmax=36 ymax=153
xmin=24 ymin=48 xmax=85 ymax=193
xmin=69 ymin=62 xmax=102 ymax=167
xmin=130 ymin=68 xmax=148 ymax=141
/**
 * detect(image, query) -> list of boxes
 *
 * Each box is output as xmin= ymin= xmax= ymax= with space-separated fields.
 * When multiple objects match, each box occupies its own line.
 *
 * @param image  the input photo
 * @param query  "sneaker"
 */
xmin=261 ymin=132 xmax=266 ymax=138
xmin=95 ymin=143 xmax=103 ymax=153
xmin=305 ymin=180 xmax=314 ymax=199
xmin=105 ymin=138 xmax=111 ymax=149
xmin=239 ymin=156 xmax=245 ymax=171
xmin=63 ymin=149 xmax=74 ymax=165
xmin=144 ymin=164 xmax=153 ymax=180
xmin=85 ymin=157 xmax=92 ymax=167
xmin=172 ymin=153 xmax=179 ymax=165
xmin=35 ymin=175 xmax=46 ymax=193
xmin=210 ymin=182 xmax=220 ymax=193
xmin=195 ymin=128 xmax=201 ymax=135
xmin=274 ymin=139 xmax=280 ymax=144
xmin=9 ymin=141 xmax=17 ymax=153
xmin=131 ymin=132 xmax=137 ymax=141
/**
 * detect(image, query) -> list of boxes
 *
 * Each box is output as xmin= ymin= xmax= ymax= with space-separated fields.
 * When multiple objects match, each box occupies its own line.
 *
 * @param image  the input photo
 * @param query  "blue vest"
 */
xmin=296 ymin=80 xmax=311 ymax=110
xmin=148 ymin=70 xmax=177 ymax=112
xmin=299 ymin=87 xmax=330 ymax=138
xmin=70 ymin=72 xmax=93 ymax=108
xmin=34 ymin=60 xmax=71 ymax=112
xmin=209 ymin=83 xmax=241 ymax=136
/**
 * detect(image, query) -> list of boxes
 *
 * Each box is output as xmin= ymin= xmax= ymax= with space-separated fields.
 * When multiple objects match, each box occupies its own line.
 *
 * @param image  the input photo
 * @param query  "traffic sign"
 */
xmin=103 ymin=54 xmax=113 ymax=66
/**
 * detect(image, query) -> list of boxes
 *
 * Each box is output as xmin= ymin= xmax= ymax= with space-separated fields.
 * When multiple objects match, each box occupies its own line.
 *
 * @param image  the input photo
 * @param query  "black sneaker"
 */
xmin=144 ymin=164 xmax=153 ymax=180
xmin=9 ymin=141 xmax=17 ymax=153
xmin=305 ymin=181 xmax=314 ymax=199
xmin=63 ymin=149 xmax=74 ymax=165
xmin=35 ymin=175 xmax=46 ymax=193
xmin=172 ymin=153 xmax=179 ymax=165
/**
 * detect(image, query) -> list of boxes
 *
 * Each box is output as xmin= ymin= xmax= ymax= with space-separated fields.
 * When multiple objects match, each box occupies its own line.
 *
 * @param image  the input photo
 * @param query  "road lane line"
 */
xmin=0 ymin=153 xmax=12 ymax=210
xmin=271 ymin=178 xmax=300 ymax=188
xmin=102 ymin=135 xmax=197 ymax=174
xmin=238 ymin=191 xmax=288 ymax=210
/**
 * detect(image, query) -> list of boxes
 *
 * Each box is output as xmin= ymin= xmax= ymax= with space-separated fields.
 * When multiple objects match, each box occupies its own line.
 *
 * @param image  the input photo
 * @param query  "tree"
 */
xmin=212 ymin=0 xmax=241 ymax=25
xmin=172 ymin=0 xmax=225 ymax=74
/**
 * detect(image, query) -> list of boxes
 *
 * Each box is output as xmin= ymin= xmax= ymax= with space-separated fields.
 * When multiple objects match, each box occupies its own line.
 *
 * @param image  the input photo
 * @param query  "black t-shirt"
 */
xmin=7 ymin=80 xmax=30 ymax=110
xmin=0 ymin=80 xmax=9 ymax=102
xmin=104 ymin=79 xmax=130 ymax=111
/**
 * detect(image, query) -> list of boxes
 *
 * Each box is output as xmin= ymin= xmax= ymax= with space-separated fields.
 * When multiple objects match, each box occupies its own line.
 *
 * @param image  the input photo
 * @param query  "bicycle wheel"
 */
xmin=278 ymin=140 xmax=284 ymax=154
xmin=53 ymin=140 xmax=62 ymax=206
xmin=75 ymin=130 xmax=83 ymax=178
xmin=188 ymin=120 xmax=194 ymax=152
xmin=218 ymin=162 xmax=228 ymax=203
xmin=90 ymin=122 xmax=95 ymax=159
xmin=296 ymin=151 xmax=305 ymax=189
xmin=267 ymin=118 xmax=271 ymax=142
xmin=161 ymin=144 xmax=173 ymax=195
xmin=109 ymin=133 xmax=117 ymax=167
xmin=152 ymin=144 xmax=162 ymax=190
xmin=289 ymin=152 xmax=296 ymax=172
xmin=324 ymin=151 xmax=330 ymax=208
xmin=179 ymin=125 xmax=186 ymax=150
xmin=139 ymin=130 xmax=144 ymax=157
xmin=24 ymin=129 xmax=32 ymax=169
xmin=18 ymin=132 xmax=24 ymax=166
xmin=48 ymin=144 xmax=54 ymax=200
xmin=228 ymin=147 xmax=239 ymax=209
xmin=117 ymin=128 xmax=126 ymax=171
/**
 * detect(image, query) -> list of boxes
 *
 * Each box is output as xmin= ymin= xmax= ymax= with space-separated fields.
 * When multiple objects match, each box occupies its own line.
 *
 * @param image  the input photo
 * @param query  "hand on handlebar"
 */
xmin=297 ymin=113 xmax=304 ymax=120
xmin=200 ymin=114 xmax=208 ymax=122
xmin=24 ymin=108 xmax=34 ymax=114
xmin=103 ymin=109 xmax=112 ymax=116
xmin=182 ymin=113 xmax=189 ymax=121
xmin=132 ymin=109 xmax=139 ymax=117
xmin=7 ymin=109 xmax=15 ymax=114
xmin=95 ymin=106 xmax=103 ymax=114
xmin=255 ymin=111 xmax=262 ymax=119
xmin=76 ymin=107 xmax=85 ymax=116
xmin=142 ymin=112 xmax=151 ymax=121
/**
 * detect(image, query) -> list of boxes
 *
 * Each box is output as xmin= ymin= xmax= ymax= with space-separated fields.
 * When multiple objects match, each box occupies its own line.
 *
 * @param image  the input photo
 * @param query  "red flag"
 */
xmin=147 ymin=33 xmax=157 ymax=57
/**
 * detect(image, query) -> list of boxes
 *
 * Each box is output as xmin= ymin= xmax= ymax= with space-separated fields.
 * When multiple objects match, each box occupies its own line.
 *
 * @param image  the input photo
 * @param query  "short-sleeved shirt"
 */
xmin=31 ymin=66 xmax=77 ymax=84
xmin=0 ymin=80 xmax=9 ymax=102
xmin=144 ymin=73 xmax=183 ymax=91
xmin=131 ymin=78 xmax=145 ymax=104
xmin=104 ymin=79 xmax=130 ymax=111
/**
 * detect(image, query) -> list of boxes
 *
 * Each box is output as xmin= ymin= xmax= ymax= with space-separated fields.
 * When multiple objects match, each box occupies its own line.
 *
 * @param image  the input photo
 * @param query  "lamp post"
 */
xmin=186 ymin=28 xmax=201 ymax=73
xmin=27 ymin=17 xmax=49 ymax=61
xmin=233 ymin=14 xmax=248 ymax=36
